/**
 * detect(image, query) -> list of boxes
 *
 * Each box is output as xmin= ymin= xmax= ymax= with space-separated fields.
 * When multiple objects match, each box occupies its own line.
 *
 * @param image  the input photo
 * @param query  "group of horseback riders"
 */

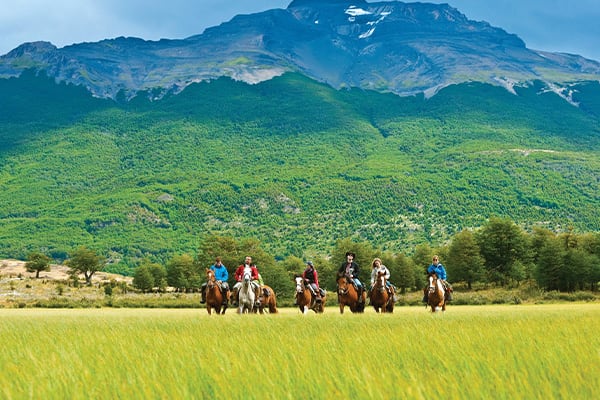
xmin=201 ymin=252 xmax=453 ymax=307
xmin=306 ymin=252 xmax=452 ymax=306
xmin=335 ymin=251 xmax=398 ymax=307
xmin=200 ymin=255 xmax=267 ymax=308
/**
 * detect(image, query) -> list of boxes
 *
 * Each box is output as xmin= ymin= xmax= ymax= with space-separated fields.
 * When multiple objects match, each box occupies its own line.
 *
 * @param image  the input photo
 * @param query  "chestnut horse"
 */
xmin=205 ymin=269 xmax=228 ymax=315
xmin=427 ymin=272 xmax=446 ymax=313
xmin=294 ymin=276 xmax=325 ymax=314
xmin=256 ymin=284 xmax=278 ymax=314
xmin=336 ymin=275 xmax=365 ymax=314
xmin=369 ymin=269 xmax=394 ymax=313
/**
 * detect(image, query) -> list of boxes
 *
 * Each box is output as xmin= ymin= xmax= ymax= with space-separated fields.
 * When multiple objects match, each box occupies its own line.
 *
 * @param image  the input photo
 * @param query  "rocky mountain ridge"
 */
xmin=1 ymin=0 xmax=599 ymax=100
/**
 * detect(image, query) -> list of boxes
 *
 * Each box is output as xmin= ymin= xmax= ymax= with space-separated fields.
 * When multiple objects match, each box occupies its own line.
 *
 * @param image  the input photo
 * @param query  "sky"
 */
xmin=1 ymin=0 xmax=599 ymax=61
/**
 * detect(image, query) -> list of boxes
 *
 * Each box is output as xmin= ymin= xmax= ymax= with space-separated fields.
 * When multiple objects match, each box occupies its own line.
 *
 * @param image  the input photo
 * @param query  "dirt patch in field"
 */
xmin=0 ymin=259 xmax=132 ymax=283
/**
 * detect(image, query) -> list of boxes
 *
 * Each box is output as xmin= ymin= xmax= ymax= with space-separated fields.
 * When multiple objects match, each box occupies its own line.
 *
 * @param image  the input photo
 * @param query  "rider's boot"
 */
xmin=222 ymin=290 xmax=229 ymax=306
xmin=200 ymin=288 xmax=206 ymax=304
xmin=422 ymin=287 xmax=428 ymax=303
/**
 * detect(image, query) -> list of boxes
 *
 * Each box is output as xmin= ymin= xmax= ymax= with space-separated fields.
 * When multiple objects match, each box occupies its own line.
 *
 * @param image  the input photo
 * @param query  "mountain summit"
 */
xmin=1 ymin=0 xmax=599 ymax=99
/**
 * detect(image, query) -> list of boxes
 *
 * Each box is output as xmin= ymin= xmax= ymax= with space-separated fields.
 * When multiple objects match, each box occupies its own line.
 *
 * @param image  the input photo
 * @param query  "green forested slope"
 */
xmin=0 ymin=72 xmax=598 ymax=271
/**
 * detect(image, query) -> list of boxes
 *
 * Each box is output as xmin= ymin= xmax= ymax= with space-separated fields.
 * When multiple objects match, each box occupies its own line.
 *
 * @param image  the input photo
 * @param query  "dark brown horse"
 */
xmin=256 ymin=284 xmax=278 ymax=314
xmin=369 ymin=270 xmax=394 ymax=313
xmin=427 ymin=272 xmax=446 ymax=313
xmin=336 ymin=275 xmax=365 ymax=314
xmin=205 ymin=269 xmax=228 ymax=315
xmin=294 ymin=276 xmax=325 ymax=314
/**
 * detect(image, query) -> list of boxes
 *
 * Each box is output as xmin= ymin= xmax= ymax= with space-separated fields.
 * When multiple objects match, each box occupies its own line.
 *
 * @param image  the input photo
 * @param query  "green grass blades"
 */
xmin=0 ymin=304 xmax=598 ymax=399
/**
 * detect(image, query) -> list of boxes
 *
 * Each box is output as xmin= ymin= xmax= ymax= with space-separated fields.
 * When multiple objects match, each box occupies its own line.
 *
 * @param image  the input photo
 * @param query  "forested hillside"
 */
xmin=0 ymin=71 xmax=599 ymax=271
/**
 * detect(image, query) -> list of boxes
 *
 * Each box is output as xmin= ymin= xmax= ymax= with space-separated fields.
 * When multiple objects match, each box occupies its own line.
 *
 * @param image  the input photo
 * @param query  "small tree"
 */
xmin=25 ymin=252 xmax=52 ymax=279
xmin=476 ymin=217 xmax=530 ymax=286
xmin=148 ymin=263 xmax=167 ymax=292
xmin=446 ymin=230 xmax=484 ymax=289
xmin=66 ymin=246 xmax=106 ymax=285
xmin=133 ymin=265 xmax=155 ymax=293
xmin=411 ymin=243 xmax=434 ymax=288
xmin=133 ymin=260 xmax=166 ymax=293
xmin=166 ymin=254 xmax=197 ymax=292
xmin=394 ymin=253 xmax=416 ymax=294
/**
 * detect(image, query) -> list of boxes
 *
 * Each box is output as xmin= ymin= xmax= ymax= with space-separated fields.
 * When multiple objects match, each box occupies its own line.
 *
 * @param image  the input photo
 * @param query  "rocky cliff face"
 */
xmin=1 ymin=0 xmax=599 ymax=99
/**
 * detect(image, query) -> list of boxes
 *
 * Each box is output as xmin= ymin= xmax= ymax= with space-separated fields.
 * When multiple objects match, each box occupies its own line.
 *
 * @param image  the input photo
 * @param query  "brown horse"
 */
xmin=205 ymin=269 xmax=228 ymax=315
xmin=427 ymin=272 xmax=446 ymax=313
xmin=336 ymin=275 xmax=366 ymax=314
xmin=369 ymin=270 xmax=394 ymax=313
xmin=255 ymin=284 xmax=278 ymax=314
xmin=294 ymin=276 xmax=325 ymax=314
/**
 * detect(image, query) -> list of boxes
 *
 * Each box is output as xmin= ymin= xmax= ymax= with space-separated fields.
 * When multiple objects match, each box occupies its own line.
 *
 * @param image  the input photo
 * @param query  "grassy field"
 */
xmin=1 ymin=304 xmax=599 ymax=399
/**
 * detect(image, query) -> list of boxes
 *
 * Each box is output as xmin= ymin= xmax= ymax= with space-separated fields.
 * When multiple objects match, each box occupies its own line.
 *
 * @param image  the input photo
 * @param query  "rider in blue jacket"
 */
xmin=422 ymin=255 xmax=453 ymax=302
xmin=427 ymin=258 xmax=447 ymax=280
xmin=201 ymin=257 xmax=230 ymax=305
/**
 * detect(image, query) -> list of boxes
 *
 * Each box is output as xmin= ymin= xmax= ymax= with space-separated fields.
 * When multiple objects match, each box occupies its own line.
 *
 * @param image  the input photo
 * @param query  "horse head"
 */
xmin=206 ymin=269 xmax=217 ymax=289
xmin=242 ymin=270 xmax=253 ymax=285
xmin=337 ymin=275 xmax=350 ymax=295
xmin=294 ymin=276 xmax=305 ymax=294
xmin=428 ymin=273 xmax=443 ymax=294
xmin=375 ymin=270 xmax=387 ymax=293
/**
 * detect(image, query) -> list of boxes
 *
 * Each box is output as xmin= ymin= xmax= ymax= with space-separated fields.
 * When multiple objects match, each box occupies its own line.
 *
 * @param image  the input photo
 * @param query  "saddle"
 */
xmin=309 ymin=290 xmax=322 ymax=303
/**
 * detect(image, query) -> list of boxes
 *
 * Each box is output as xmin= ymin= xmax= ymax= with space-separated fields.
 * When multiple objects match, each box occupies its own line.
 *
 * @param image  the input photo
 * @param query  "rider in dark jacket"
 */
xmin=337 ymin=252 xmax=364 ymax=304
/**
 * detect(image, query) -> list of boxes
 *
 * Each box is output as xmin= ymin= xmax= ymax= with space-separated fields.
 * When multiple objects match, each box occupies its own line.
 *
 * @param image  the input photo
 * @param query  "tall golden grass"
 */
xmin=1 ymin=304 xmax=598 ymax=399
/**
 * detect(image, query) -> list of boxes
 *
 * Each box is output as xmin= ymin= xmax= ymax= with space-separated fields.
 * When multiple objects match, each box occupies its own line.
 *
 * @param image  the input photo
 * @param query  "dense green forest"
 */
xmin=0 ymin=71 xmax=599 ymax=275
xmin=137 ymin=219 xmax=600 ymax=299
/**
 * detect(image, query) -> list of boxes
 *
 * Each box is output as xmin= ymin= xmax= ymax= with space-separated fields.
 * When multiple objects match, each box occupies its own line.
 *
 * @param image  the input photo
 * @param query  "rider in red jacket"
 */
xmin=231 ymin=256 xmax=261 ymax=306
xmin=302 ymin=261 xmax=322 ymax=302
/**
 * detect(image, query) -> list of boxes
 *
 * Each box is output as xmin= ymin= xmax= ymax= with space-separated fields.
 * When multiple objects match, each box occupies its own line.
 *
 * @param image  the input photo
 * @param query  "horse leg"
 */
xmin=221 ymin=297 xmax=228 ymax=313
xmin=231 ymin=288 xmax=239 ymax=306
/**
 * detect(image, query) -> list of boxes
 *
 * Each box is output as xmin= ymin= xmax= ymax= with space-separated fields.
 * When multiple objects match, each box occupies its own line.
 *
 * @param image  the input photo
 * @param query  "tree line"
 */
xmin=24 ymin=217 xmax=599 ymax=299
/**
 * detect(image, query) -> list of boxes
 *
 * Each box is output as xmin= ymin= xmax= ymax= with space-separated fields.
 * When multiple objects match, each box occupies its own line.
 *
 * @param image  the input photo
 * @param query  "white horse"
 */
xmin=238 ymin=270 xmax=256 ymax=314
